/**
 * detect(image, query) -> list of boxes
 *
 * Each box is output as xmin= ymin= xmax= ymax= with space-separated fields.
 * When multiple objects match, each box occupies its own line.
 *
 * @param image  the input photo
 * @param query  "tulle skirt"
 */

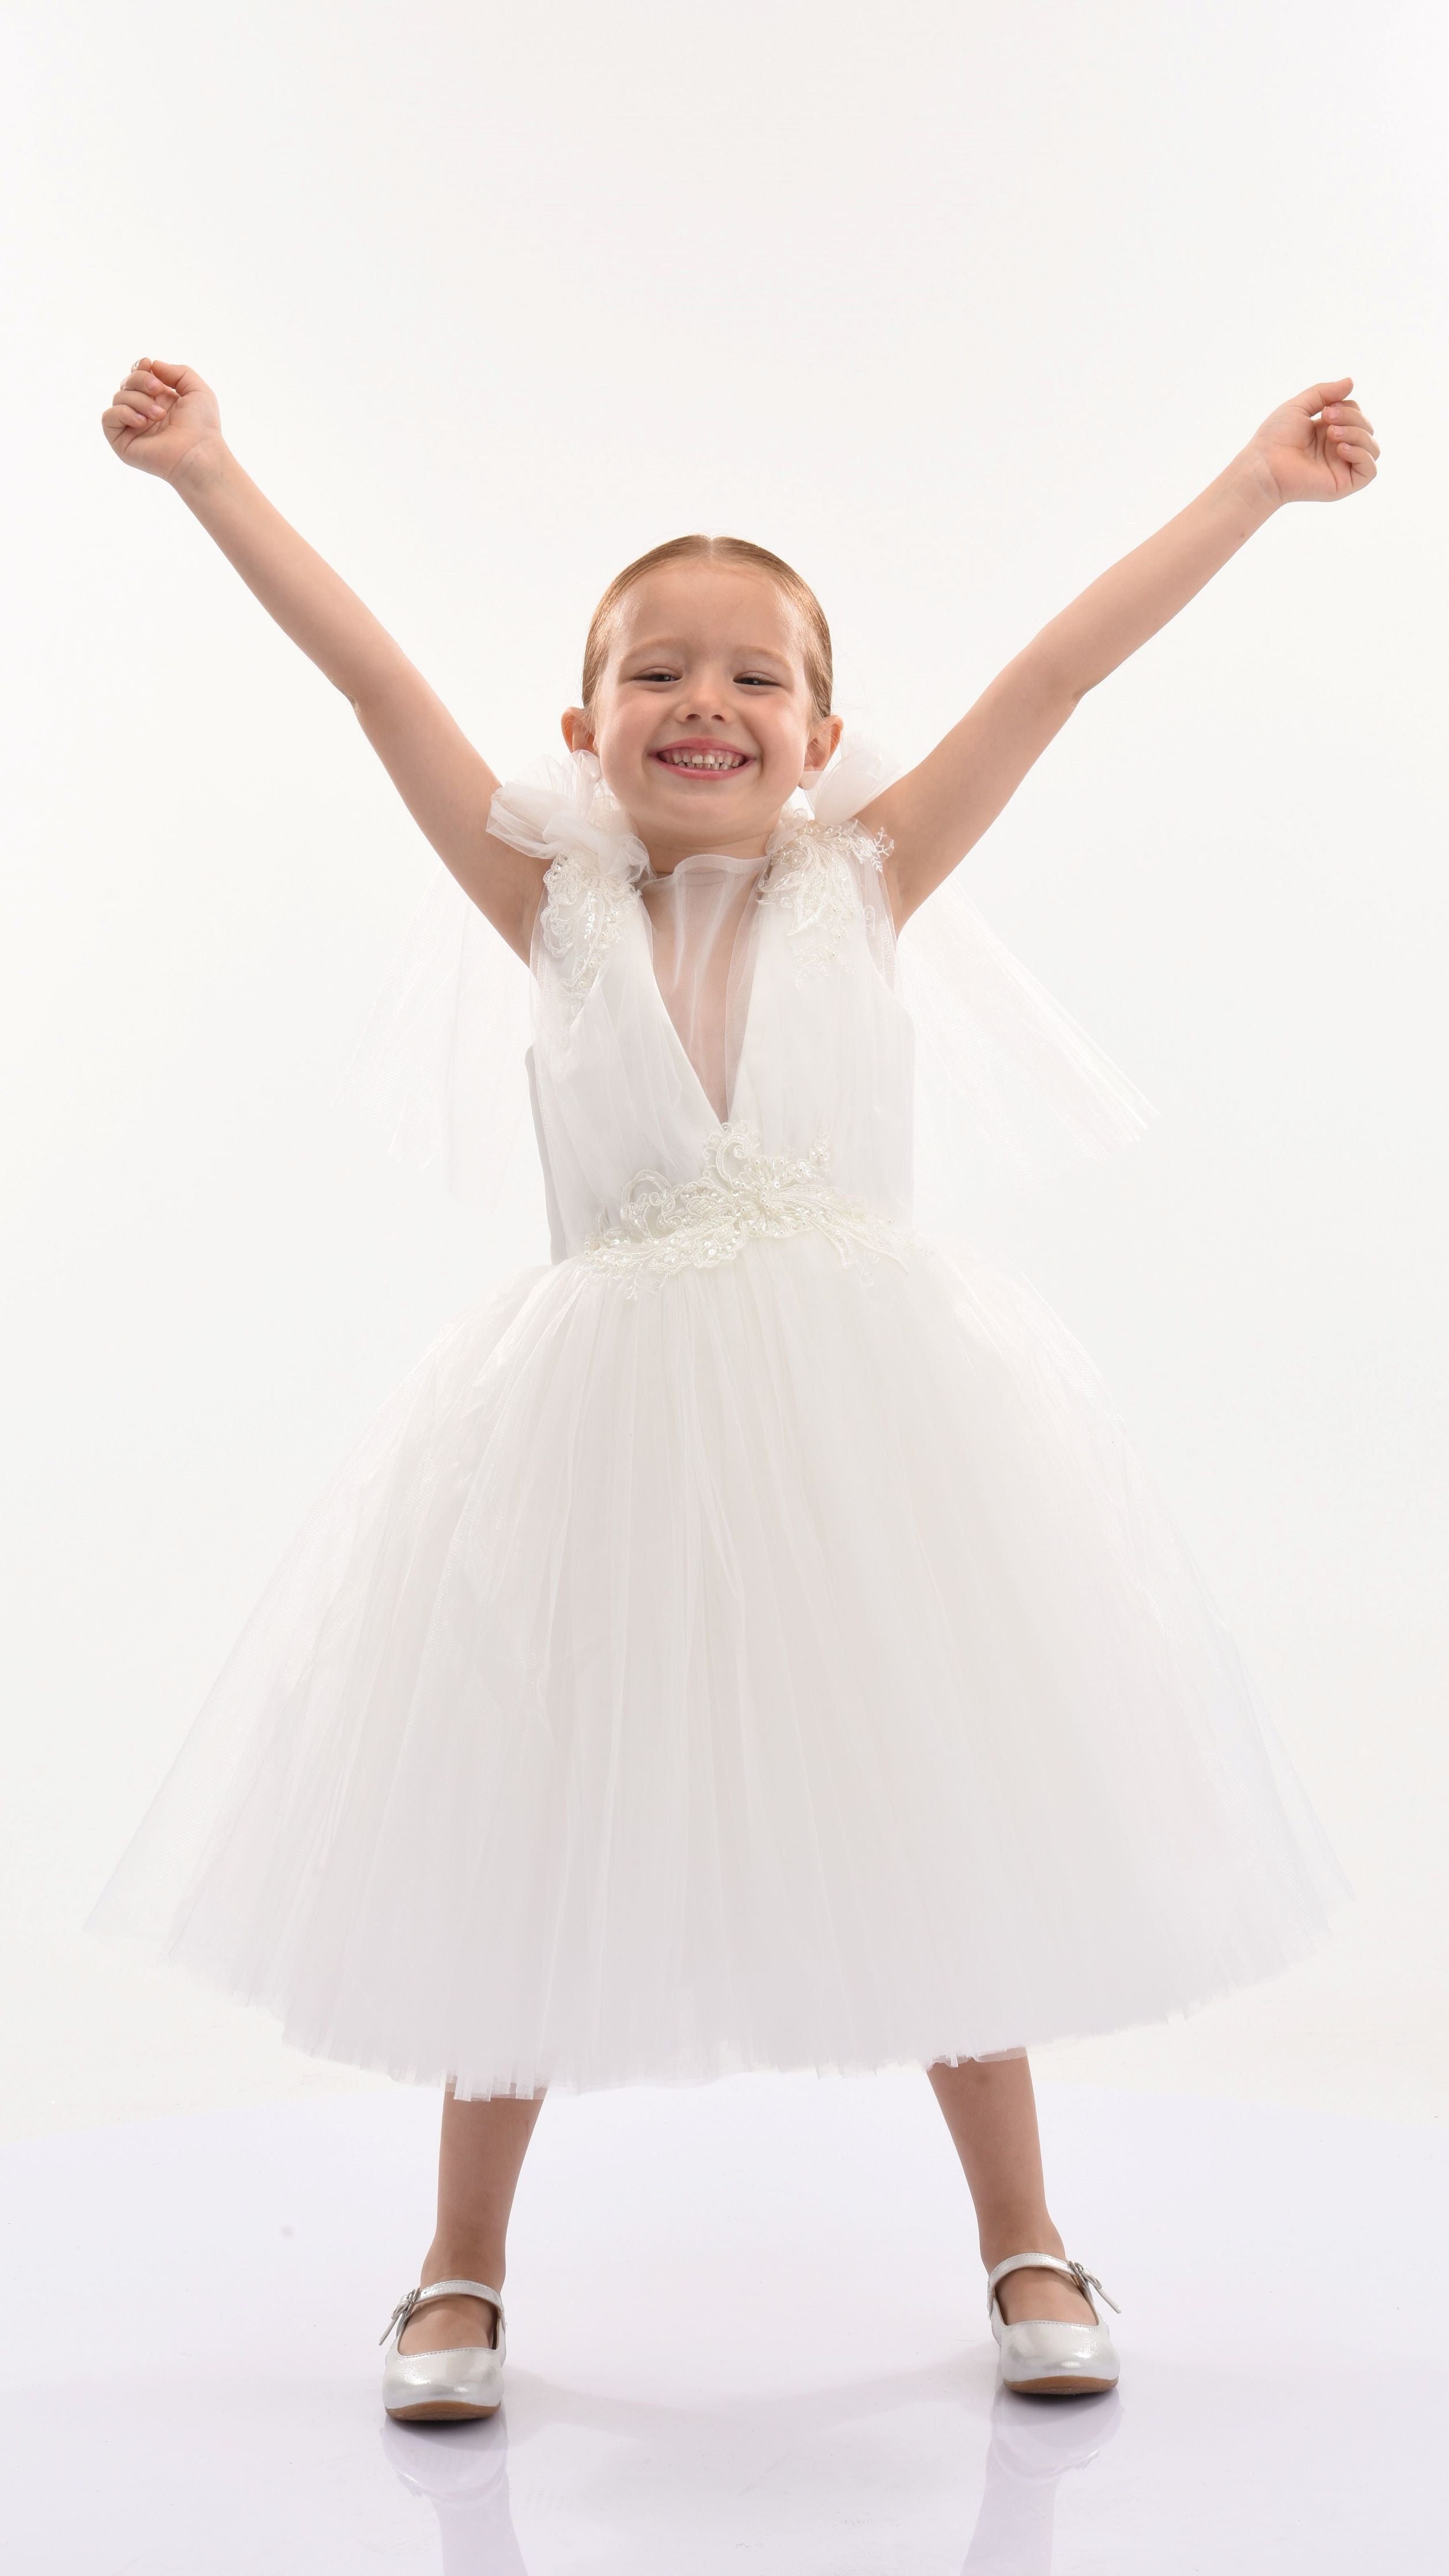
xmin=88 ymin=1229 xmax=1344 ymax=2097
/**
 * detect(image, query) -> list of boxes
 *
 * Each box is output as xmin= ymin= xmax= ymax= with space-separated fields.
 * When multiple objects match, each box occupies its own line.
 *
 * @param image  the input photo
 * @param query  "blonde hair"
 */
xmin=581 ymin=534 xmax=833 ymax=723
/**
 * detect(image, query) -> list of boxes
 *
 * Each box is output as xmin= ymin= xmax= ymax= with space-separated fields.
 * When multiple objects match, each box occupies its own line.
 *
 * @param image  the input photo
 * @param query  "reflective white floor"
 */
xmin=2 ymin=2071 xmax=1442 ymax=2571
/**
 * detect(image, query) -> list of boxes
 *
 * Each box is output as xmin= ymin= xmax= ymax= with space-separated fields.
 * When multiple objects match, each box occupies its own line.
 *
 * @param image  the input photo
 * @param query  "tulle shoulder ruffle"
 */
xmin=339 ymin=727 xmax=1156 ymax=1252
xmin=486 ymin=751 xmax=650 ymax=882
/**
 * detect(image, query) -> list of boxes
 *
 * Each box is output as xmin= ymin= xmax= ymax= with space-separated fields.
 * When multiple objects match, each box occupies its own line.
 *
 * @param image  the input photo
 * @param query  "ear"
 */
xmin=800 ymin=711 xmax=844 ymax=782
xmin=561 ymin=707 xmax=596 ymax=753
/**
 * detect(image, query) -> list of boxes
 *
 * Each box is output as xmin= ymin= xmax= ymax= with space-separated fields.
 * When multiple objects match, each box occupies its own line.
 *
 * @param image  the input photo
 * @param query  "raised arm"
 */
xmin=101 ymin=358 xmax=544 ymax=960
xmin=863 ymin=378 xmax=1380 ymax=927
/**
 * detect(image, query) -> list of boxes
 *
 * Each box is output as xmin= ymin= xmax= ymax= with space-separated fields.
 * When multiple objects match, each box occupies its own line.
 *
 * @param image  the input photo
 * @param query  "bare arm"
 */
xmin=864 ymin=378 xmax=1380 ymax=927
xmin=101 ymin=357 xmax=544 ymax=960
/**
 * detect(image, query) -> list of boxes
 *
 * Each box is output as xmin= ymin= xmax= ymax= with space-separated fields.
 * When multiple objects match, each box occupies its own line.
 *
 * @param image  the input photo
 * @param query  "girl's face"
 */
xmin=562 ymin=563 xmax=842 ymax=866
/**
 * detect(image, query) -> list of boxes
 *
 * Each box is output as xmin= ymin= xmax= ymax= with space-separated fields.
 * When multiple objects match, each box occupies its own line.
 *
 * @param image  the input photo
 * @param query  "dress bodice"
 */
xmin=342 ymin=743 xmax=1154 ymax=1262
xmin=528 ymin=816 xmax=916 ymax=1262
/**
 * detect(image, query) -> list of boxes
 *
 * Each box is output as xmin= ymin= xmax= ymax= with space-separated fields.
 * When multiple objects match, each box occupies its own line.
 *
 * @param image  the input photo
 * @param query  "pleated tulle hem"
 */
xmin=90 ymin=1866 xmax=1346 ymax=2104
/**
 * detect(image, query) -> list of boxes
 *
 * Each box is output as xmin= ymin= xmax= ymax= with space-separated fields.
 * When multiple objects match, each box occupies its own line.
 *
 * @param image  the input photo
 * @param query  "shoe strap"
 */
xmin=984 ymin=2252 xmax=1120 ymax=2320
xmin=380 ymin=2278 xmax=505 ymax=2347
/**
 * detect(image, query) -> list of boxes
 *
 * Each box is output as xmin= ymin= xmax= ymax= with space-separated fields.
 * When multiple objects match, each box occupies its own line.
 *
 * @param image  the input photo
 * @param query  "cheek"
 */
xmin=754 ymin=704 xmax=811 ymax=766
xmin=594 ymin=703 xmax=648 ymax=766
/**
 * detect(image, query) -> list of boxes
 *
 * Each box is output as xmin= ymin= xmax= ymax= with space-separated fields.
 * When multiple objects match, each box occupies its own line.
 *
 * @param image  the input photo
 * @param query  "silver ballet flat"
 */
xmin=380 ymin=2276 xmax=506 ymax=2422
xmin=986 ymin=2252 xmax=1121 ymax=2397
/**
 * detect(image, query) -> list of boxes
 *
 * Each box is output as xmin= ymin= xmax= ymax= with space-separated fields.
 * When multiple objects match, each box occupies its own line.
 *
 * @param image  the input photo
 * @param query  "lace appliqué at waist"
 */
xmin=580 ymin=1124 xmax=909 ymax=1290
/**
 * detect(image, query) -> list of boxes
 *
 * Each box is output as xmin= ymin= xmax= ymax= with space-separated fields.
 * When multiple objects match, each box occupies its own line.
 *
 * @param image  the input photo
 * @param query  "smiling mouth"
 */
xmin=650 ymin=746 xmax=753 ymax=775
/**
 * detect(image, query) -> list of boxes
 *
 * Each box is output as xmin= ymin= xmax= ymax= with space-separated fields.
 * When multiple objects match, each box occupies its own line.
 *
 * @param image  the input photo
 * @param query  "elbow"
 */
xmin=349 ymin=650 xmax=420 ymax=734
xmin=1023 ymin=639 xmax=1091 ymax=715
xmin=349 ymin=683 xmax=387 ymax=735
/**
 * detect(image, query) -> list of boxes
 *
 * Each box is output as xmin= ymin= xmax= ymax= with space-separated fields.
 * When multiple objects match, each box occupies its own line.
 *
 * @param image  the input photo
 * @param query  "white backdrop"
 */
xmin=2 ymin=0 xmax=1444 ymax=2140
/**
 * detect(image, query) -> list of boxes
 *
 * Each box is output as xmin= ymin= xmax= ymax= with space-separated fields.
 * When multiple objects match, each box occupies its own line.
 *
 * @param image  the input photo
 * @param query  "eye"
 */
xmin=736 ymin=674 xmax=779 ymax=688
xmin=631 ymin=668 xmax=679 ymax=684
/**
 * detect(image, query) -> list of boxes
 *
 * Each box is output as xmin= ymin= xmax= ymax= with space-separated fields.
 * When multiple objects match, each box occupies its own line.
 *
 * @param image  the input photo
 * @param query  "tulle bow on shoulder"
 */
xmin=485 ymin=749 xmax=650 ymax=883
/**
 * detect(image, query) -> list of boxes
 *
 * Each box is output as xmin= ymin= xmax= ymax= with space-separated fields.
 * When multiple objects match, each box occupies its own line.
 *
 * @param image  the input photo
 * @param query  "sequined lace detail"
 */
xmin=539 ymin=847 xmax=639 ymax=1015
xmin=581 ymin=1122 xmax=909 ymax=1291
xmin=761 ymin=819 xmax=892 ymax=978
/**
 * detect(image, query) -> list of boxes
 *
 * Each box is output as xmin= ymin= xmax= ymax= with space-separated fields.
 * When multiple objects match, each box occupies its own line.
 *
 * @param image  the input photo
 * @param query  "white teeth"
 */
xmin=660 ymin=750 xmax=745 ymax=770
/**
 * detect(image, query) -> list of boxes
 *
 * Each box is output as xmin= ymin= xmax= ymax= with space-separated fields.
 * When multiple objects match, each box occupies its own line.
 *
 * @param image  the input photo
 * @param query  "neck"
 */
xmin=640 ymin=826 xmax=777 ymax=876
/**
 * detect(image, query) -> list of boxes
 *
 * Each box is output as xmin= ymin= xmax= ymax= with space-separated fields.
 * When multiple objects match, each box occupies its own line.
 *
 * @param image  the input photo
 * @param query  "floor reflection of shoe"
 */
xmin=986 ymin=2254 xmax=1121 ymax=2397
xmin=381 ymin=2413 xmax=528 ymax=2576
xmin=961 ymin=2385 xmax=1123 ymax=2573
xmin=380 ymin=2277 xmax=506 ymax=2421
xmin=989 ymin=2384 xmax=1122 ymax=2480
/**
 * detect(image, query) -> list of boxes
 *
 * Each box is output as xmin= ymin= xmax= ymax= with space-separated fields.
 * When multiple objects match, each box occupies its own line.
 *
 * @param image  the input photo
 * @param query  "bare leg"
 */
xmin=927 ymin=2056 xmax=1095 ymax=2327
xmin=398 ymin=2086 xmax=547 ymax=2355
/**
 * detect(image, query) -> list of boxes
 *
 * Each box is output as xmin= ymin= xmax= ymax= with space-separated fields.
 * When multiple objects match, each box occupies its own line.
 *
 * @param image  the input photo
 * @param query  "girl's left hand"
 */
xmin=1246 ymin=377 xmax=1380 ymax=506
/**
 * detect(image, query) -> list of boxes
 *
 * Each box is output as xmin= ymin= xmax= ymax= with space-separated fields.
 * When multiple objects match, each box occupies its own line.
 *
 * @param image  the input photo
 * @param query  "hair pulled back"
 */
xmin=581 ymin=534 xmax=833 ymax=723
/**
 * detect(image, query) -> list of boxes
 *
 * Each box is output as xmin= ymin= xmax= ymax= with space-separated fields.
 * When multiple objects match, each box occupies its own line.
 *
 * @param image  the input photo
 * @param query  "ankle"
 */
xmin=422 ymin=2239 xmax=506 ymax=2290
xmin=978 ymin=2217 xmax=1066 ymax=2273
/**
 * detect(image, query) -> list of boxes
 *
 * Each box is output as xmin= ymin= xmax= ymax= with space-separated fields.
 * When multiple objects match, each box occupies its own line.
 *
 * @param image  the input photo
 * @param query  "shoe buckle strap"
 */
xmin=1065 ymin=2259 xmax=1121 ymax=2315
xmin=380 ymin=2278 xmax=506 ymax=2347
xmin=380 ymin=2287 xmax=421 ymax=2348
xmin=985 ymin=2251 xmax=1121 ymax=2318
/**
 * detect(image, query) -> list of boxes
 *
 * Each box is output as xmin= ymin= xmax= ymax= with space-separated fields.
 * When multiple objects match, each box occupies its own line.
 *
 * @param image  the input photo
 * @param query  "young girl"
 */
xmin=93 ymin=357 xmax=1376 ymax=2413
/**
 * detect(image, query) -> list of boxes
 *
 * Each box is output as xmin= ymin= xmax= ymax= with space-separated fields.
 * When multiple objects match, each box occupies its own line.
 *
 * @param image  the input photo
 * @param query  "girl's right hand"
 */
xmin=101 ymin=356 xmax=222 ymax=483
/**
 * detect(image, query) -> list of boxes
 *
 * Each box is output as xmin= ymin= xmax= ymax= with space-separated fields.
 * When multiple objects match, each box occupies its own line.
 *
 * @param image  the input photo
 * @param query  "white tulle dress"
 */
xmin=88 ymin=745 xmax=1345 ymax=2098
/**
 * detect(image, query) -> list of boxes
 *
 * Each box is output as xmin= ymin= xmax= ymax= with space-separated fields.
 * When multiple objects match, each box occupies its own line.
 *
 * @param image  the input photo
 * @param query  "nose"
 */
xmin=671 ymin=668 xmax=735 ymax=726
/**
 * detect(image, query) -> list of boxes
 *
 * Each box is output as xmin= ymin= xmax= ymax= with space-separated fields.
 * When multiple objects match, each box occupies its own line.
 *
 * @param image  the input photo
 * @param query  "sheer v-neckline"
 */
xmin=634 ymin=853 xmax=774 ymax=1130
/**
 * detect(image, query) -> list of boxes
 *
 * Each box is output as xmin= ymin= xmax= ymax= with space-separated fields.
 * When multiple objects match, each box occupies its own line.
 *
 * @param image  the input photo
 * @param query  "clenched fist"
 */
xmin=1246 ymin=377 xmax=1380 ymax=507
xmin=101 ymin=356 xmax=222 ymax=483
